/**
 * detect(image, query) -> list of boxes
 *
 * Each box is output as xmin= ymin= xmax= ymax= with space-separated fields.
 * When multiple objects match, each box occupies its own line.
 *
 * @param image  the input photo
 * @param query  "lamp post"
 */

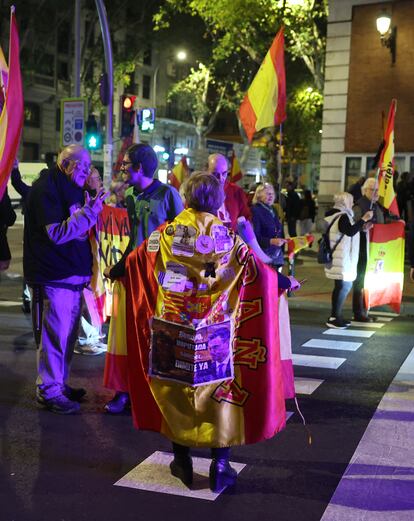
xmin=152 ymin=49 xmax=189 ymax=109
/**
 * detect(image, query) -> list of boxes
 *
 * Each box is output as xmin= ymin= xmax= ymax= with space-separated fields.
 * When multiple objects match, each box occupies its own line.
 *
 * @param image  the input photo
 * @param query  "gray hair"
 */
xmin=252 ymin=183 xmax=274 ymax=204
xmin=183 ymin=171 xmax=225 ymax=213
xmin=57 ymin=145 xmax=89 ymax=173
xmin=333 ymin=192 xmax=354 ymax=210
xmin=361 ymin=177 xmax=377 ymax=195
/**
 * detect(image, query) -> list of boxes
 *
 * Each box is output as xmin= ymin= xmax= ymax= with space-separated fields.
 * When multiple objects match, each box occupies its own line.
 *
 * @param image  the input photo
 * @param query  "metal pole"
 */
xmin=95 ymin=0 xmax=113 ymax=187
xmin=74 ymin=0 xmax=81 ymax=97
xmin=153 ymin=65 xmax=160 ymax=108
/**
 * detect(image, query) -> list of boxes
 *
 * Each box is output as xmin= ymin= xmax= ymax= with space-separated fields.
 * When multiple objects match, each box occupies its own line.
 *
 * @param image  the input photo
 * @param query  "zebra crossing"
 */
xmin=289 ymin=311 xmax=398 ymax=416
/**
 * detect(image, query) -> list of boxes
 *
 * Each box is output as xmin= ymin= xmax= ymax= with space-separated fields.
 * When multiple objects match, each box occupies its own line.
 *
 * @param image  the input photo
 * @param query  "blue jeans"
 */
xmin=331 ymin=279 xmax=352 ymax=319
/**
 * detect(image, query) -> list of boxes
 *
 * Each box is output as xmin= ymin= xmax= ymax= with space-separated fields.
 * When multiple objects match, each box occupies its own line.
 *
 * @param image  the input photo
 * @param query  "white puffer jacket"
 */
xmin=324 ymin=210 xmax=360 ymax=282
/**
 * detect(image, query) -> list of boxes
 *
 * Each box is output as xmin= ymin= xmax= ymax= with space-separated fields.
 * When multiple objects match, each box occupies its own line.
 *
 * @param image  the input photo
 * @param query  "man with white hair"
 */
xmin=352 ymin=177 xmax=387 ymax=322
xmin=207 ymin=153 xmax=251 ymax=231
xmin=24 ymin=145 xmax=107 ymax=414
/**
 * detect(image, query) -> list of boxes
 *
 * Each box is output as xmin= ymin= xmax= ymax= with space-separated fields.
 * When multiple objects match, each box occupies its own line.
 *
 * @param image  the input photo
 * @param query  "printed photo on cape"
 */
xmin=149 ymin=317 xmax=234 ymax=386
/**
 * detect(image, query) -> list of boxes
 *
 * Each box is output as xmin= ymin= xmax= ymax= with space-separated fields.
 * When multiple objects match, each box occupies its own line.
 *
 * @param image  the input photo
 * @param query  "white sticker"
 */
xmin=147 ymin=230 xmax=161 ymax=252
xmin=195 ymin=234 xmax=214 ymax=254
xmin=172 ymin=224 xmax=196 ymax=257
xmin=162 ymin=271 xmax=187 ymax=292
xmin=211 ymin=225 xmax=233 ymax=254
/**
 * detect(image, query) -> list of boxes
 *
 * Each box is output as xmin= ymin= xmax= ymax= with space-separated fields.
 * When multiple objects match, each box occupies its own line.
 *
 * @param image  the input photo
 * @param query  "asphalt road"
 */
xmin=1 ymin=218 xmax=413 ymax=521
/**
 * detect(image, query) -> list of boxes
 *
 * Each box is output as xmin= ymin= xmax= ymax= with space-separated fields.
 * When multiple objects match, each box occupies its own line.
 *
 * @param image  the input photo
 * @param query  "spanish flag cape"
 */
xmin=124 ymin=208 xmax=290 ymax=447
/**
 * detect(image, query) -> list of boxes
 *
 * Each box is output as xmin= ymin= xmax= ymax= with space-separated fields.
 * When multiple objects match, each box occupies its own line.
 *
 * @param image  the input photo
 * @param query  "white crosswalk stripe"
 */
xmin=294 ymin=377 xmax=324 ymax=394
xmin=302 ymin=339 xmax=362 ymax=351
xmin=292 ymin=354 xmax=346 ymax=369
xmin=349 ymin=321 xmax=385 ymax=328
xmin=369 ymin=311 xmax=398 ymax=317
xmin=323 ymin=329 xmax=375 ymax=338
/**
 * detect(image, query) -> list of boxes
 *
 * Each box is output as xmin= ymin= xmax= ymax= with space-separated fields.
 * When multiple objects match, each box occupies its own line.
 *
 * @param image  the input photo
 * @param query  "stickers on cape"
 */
xmin=147 ymin=230 xmax=161 ymax=252
xmin=162 ymin=262 xmax=188 ymax=292
xmin=211 ymin=224 xmax=233 ymax=254
xmin=172 ymin=225 xmax=196 ymax=257
xmin=195 ymin=234 xmax=214 ymax=254
xmin=165 ymin=224 xmax=174 ymax=236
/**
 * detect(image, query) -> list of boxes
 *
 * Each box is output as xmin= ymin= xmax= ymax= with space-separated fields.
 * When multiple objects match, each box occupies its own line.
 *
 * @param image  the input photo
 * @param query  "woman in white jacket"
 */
xmin=324 ymin=192 xmax=373 ymax=328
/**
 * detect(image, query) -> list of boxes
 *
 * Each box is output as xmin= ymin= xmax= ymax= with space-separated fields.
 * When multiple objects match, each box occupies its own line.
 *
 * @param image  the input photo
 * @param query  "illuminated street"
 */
xmin=1 ymin=217 xmax=414 ymax=521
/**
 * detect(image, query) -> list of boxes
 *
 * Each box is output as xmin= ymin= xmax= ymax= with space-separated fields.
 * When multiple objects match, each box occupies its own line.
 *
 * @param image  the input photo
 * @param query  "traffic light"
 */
xmin=138 ymin=107 xmax=155 ymax=132
xmin=85 ymin=115 xmax=102 ymax=150
xmin=120 ymin=94 xmax=136 ymax=138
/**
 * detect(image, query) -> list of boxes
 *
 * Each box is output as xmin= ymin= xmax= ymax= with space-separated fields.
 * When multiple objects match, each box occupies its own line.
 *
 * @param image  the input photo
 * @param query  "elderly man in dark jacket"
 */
xmin=24 ymin=145 xmax=106 ymax=414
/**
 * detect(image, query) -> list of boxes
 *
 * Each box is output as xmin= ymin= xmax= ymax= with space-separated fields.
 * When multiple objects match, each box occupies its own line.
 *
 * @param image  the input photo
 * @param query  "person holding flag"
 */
xmin=103 ymin=144 xmax=183 ymax=414
xmin=207 ymin=153 xmax=251 ymax=231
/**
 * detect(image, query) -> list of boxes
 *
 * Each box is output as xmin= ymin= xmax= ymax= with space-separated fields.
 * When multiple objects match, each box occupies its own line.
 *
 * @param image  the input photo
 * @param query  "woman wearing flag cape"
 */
xmin=123 ymin=172 xmax=294 ymax=492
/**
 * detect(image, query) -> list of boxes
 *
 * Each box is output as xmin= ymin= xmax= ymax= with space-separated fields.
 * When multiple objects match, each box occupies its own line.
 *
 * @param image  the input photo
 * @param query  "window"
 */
xmin=56 ymin=107 xmax=61 ymax=131
xmin=57 ymin=61 xmax=69 ymax=81
xmin=24 ymin=103 xmax=41 ymax=128
xmin=58 ymin=24 xmax=70 ymax=54
xmin=85 ymin=20 xmax=95 ymax=49
xmin=142 ymin=75 xmax=151 ymax=99
xmin=344 ymin=157 xmax=362 ymax=190
xmin=143 ymin=46 xmax=152 ymax=66
xmin=38 ymin=54 xmax=54 ymax=77
xmin=22 ymin=142 xmax=40 ymax=161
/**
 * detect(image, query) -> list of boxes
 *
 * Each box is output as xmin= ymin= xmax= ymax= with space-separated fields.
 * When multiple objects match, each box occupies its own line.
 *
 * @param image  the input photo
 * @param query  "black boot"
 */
xmin=170 ymin=443 xmax=193 ymax=487
xmin=209 ymin=448 xmax=237 ymax=492
xmin=104 ymin=392 xmax=130 ymax=414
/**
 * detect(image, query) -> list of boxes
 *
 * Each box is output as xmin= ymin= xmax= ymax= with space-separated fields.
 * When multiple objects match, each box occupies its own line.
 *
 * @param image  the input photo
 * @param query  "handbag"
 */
xmin=317 ymin=215 xmax=344 ymax=265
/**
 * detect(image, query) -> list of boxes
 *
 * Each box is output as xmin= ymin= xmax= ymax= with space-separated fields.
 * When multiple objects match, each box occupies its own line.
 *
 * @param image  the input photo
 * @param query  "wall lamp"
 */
xmin=376 ymin=13 xmax=396 ymax=64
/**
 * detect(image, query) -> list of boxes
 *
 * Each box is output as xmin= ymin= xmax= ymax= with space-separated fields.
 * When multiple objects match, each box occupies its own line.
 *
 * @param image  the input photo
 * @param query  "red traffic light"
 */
xmin=122 ymin=94 xmax=136 ymax=111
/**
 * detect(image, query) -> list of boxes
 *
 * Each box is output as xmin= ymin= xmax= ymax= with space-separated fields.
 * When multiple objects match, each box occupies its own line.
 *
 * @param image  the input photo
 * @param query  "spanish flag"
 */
xmin=169 ymin=156 xmax=189 ymax=189
xmin=124 ymin=209 xmax=291 ymax=446
xmin=377 ymin=99 xmax=399 ymax=216
xmin=287 ymin=234 xmax=314 ymax=260
xmin=0 ymin=7 xmax=23 ymax=199
xmin=364 ymin=221 xmax=405 ymax=313
xmin=239 ymin=27 xmax=286 ymax=143
xmin=229 ymin=149 xmax=243 ymax=183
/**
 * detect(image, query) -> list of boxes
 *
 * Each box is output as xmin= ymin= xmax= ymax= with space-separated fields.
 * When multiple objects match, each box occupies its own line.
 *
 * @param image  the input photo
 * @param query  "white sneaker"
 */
xmin=74 ymin=342 xmax=107 ymax=355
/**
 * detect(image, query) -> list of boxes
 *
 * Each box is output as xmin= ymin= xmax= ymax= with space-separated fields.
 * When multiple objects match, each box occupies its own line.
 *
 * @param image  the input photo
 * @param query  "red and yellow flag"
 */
xmin=0 ymin=7 xmax=23 ymax=199
xmin=377 ymin=99 xmax=399 ymax=216
xmin=364 ymin=221 xmax=405 ymax=313
xmin=169 ymin=156 xmax=189 ymax=189
xmin=229 ymin=149 xmax=243 ymax=183
xmin=124 ymin=209 xmax=291 ymax=447
xmin=287 ymin=234 xmax=314 ymax=260
xmin=239 ymin=27 xmax=286 ymax=143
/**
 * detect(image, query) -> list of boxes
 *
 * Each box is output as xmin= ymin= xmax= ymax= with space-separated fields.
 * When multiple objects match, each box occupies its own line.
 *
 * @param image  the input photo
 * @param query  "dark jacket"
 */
xmin=0 ymin=189 xmax=16 ymax=263
xmin=24 ymin=167 xmax=94 ymax=285
xmin=252 ymin=202 xmax=284 ymax=266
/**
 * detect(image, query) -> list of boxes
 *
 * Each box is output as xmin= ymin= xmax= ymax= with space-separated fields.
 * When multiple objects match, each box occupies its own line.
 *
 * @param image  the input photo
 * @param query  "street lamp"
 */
xmin=153 ymin=49 xmax=189 ymax=108
xmin=376 ymin=12 xmax=396 ymax=64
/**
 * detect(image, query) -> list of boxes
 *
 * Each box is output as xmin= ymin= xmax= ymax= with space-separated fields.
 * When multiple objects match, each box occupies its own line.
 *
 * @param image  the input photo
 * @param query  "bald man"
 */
xmin=24 ymin=145 xmax=107 ymax=414
xmin=207 ymin=153 xmax=251 ymax=231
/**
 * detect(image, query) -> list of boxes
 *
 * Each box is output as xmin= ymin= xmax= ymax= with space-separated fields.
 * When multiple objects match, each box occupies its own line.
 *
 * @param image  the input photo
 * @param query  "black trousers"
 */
xmin=172 ymin=442 xmax=230 ymax=461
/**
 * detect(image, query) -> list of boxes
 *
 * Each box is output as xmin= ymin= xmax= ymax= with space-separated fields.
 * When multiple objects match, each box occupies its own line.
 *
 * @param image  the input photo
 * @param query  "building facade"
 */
xmin=319 ymin=0 xmax=414 ymax=209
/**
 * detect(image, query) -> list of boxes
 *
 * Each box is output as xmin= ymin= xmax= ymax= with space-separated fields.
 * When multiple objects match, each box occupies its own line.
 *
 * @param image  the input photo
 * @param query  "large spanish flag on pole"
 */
xmin=364 ymin=221 xmax=405 ymax=313
xmin=239 ymin=27 xmax=286 ymax=143
xmin=377 ymin=99 xmax=399 ymax=216
xmin=0 ymin=7 xmax=23 ymax=199
xmin=169 ymin=156 xmax=189 ymax=190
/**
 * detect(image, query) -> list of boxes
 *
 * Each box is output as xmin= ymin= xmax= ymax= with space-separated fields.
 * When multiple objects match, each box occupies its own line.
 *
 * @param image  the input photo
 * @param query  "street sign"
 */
xmin=60 ymin=98 xmax=87 ymax=147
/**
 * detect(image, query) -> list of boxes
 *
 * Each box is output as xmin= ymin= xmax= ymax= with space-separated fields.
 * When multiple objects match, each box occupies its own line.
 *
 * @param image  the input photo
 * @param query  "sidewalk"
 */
xmin=2 ymin=217 xmax=414 ymax=316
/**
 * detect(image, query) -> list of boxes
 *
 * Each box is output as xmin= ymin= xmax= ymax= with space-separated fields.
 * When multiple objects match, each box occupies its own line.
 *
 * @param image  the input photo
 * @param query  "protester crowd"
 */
xmin=2 ymin=145 xmax=413 ymax=493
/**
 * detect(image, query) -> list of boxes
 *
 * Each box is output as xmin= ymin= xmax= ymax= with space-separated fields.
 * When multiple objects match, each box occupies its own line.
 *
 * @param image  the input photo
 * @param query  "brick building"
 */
xmin=319 ymin=0 xmax=414 ymax=210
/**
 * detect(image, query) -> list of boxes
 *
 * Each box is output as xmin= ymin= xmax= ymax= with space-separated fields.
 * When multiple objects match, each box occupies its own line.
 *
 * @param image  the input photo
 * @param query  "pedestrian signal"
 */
xmin=85 ymin=115 xmax=102 ymax=150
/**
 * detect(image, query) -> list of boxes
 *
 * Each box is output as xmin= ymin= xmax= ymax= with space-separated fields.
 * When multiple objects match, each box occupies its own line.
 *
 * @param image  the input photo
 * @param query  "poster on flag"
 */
xmin=149 ymin=317 xmax=233 ymax=386
xmin=363 ymin=221 xmax=405 ymax=313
